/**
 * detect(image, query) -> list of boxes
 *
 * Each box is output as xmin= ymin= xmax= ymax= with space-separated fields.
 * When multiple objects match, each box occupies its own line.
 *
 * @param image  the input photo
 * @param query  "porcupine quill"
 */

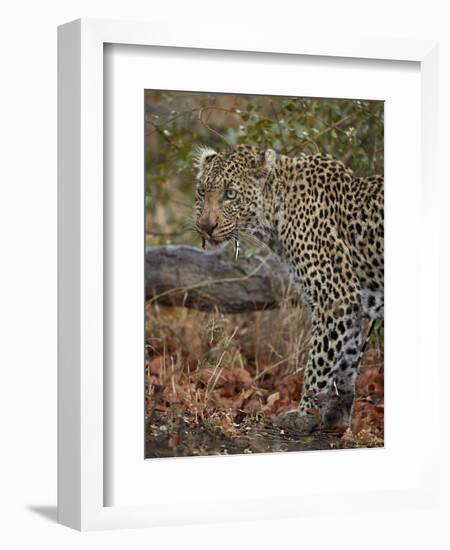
xmin=202 ymin=236 xmax=239 ymax=260
xmin=233 ymin=238 xmax=240 ymax=262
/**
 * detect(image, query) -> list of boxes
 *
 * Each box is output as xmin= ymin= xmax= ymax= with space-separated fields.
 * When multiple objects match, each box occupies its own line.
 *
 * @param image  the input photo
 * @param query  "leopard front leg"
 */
xmin=277 ymin=305 xmax=362 ymax=433
xmin=276 ymin=235 xmax=364 ymax=433
xmin=313 ymin=311 xmax=362 ymax=431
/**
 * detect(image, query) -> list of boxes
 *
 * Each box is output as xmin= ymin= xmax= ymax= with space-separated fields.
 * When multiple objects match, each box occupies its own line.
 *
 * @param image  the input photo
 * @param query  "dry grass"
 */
xmin=145 ymin=298 xmax=384 ymax=458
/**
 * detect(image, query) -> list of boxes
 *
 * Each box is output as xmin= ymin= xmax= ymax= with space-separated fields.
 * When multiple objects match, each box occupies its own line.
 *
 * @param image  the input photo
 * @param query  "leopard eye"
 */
xmin=224 ymin=189 xmax=238 ymax=200
xmin=197 ymin=187 xmax=206 ymax=198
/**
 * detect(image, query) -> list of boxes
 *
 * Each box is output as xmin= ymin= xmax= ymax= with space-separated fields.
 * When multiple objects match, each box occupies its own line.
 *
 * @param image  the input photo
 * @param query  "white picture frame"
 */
xmin=58 ymin=18 xmax=440 ymax=531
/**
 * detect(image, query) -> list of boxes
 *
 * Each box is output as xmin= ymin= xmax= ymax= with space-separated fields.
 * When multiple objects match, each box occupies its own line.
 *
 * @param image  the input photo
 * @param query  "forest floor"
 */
xmin=145 ymin=306 xmax=384 ymax=458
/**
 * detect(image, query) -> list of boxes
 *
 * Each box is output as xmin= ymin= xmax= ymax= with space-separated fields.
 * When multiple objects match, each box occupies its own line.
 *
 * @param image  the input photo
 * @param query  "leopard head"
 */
xmin=194 ymin=144 xmax=276 ymax=245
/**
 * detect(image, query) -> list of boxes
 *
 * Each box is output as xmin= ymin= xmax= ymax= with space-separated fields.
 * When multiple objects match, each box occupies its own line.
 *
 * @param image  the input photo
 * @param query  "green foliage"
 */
xmin=145 ymin=91 xmax=383 ymax=246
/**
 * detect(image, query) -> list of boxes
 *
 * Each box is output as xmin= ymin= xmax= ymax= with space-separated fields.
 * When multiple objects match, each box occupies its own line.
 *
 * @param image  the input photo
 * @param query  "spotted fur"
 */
xmin=194 ymin=144 xmax=384 ymax=433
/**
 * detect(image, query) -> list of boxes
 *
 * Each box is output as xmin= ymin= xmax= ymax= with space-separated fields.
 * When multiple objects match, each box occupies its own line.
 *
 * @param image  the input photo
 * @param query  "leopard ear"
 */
xmin=264 ymin=149 xmax=276 ymax=169
xmin=193 ymin=146 xmax=217 ymax=178
xmin=251 ymin=149 xmax=276 ymax=187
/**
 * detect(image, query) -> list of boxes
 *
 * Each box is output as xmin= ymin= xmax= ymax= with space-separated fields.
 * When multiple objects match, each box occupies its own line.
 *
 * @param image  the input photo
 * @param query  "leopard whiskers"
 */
xmin=233 ymin=227 xmax=271 ymax=254
xmin=146 ymin=217 xmax=199 ymax=239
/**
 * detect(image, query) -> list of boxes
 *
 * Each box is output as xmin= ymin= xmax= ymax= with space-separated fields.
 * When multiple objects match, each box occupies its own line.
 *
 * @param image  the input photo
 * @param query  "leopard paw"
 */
xmin=276 ymin=408 xmax=320 ymax=434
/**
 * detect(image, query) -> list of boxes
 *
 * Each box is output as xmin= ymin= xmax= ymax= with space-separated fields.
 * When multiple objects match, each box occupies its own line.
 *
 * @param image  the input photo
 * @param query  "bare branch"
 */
xmin=146 ymin=245 xmax=294 ymax=313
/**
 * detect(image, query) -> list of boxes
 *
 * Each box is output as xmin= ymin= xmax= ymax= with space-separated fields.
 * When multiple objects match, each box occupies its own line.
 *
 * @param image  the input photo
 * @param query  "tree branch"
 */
xmin=146 ymin=245 xmax=294 ymax=313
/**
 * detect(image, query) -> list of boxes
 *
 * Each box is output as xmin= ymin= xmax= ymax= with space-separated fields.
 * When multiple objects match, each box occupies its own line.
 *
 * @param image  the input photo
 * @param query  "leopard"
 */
xmin=194 ymin=143 xmax=384 ymax=434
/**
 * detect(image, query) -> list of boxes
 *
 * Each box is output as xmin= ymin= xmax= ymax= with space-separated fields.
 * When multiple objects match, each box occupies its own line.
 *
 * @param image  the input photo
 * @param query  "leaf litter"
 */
xmin=145 ymin=305 xmax=384 ymax=458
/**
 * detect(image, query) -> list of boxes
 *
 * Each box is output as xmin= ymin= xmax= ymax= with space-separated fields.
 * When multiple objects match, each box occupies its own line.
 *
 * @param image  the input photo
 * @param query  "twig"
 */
xmin=146 ymin=105 xmax=240 ymax=139
xmin=145 ymin=116 xmax=177 ymax=146
xmin=198 ymin=107 xmax=230 ymax=143
xmin=286 ymin=114 xmax=352 ymax=155
xmin=145 ymin=108 xmax=199 ymax=136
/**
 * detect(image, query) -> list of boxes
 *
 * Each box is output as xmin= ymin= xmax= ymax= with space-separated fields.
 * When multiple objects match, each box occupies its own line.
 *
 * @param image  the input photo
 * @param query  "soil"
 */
xmin=145 ymin=408 xmax=383 ymax=459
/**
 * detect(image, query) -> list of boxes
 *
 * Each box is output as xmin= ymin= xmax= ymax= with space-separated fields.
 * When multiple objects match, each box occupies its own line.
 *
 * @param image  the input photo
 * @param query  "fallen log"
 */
xmin=145 ymin=245 xmax=293 ymax=314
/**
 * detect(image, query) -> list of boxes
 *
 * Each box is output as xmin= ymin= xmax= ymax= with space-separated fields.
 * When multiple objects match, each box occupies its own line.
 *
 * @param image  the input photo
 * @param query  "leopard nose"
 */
xmin=199 ymin=219 xmax=218 ymax=236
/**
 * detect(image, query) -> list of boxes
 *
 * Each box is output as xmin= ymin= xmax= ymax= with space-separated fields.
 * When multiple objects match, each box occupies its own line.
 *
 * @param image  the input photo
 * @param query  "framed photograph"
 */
xmin=58 ymin=19 xmax=440 ymax=530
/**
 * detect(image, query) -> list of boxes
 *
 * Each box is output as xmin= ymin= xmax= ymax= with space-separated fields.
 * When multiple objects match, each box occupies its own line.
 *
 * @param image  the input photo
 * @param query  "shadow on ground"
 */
xmin=27 ymin=505 xmax=57 ymax=523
